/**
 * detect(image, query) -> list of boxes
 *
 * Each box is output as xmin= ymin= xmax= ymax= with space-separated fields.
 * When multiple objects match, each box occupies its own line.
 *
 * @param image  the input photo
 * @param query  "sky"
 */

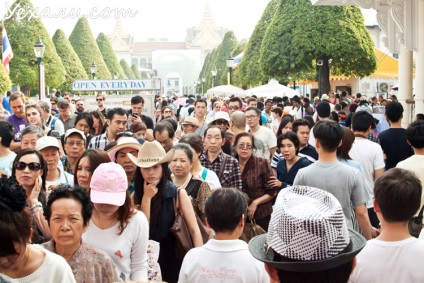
xmin=0 ymin=0 xmax=378 ymax=42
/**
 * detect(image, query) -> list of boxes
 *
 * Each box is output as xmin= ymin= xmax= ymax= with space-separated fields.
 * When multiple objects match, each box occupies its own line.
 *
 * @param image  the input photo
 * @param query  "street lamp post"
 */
xmin=197 ymin=80 xmax=200 ymax=95
xmin=90 ymin=61 xmax=97 ymax=80
xmin=201 ymin=76 xmax=206 ymax=95
xmin=226 ymin=55 xmax=234 ymax=85
xmin=317 ymin=59 xmax=323 ymax=98
xmin=34 ymin=36 xmax=45 ymax=101
xmin=211 ymin=67 xmax=217 ymax=88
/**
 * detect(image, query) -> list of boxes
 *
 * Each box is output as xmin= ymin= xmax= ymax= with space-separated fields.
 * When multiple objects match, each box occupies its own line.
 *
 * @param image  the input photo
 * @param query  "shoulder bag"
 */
xmin=170 ymin=189 xmax=213 ymax=261
xmin=240 ymin=219 xmax=266 ymax=243
xmin=408 ymin=205 xmax=424 ymax=238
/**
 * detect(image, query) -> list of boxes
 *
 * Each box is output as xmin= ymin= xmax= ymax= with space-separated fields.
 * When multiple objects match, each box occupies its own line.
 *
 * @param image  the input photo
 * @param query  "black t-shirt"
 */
xmin=128 ymin=110 xmax=154 ymax=129
xmin=379 ymin=128 xmax=414 ymax=170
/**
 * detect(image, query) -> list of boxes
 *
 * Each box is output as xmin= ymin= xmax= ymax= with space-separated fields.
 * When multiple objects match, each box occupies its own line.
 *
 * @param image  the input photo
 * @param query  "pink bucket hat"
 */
xmin=90 ymin=162 xmax=128 ymax=206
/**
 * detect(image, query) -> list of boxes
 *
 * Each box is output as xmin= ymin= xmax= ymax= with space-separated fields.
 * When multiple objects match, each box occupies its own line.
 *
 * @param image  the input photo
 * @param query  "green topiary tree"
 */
xmin=120 ymin=59 xmax=135 ymax=79
xmin=237 ymin=0 xmax=279 ymax=87
xmin=96 ymin=32 xmax=127 ymax=79
xmin=210 ymin=31 xmax=238 ymax=86
xmin=0 ymin=65 xmax=12 ymax=93
xmin=131 ymin=64 xmax=141 ymax=79
xmin=4 ymin=0 xmax=65 ymax=93
xmin=69 ymin=18 xmax=111 ymax=79
xmin=52 ymin=29 xmax=88 ymax=91
xmin=260 ymin=0 xmax=377 ymax=94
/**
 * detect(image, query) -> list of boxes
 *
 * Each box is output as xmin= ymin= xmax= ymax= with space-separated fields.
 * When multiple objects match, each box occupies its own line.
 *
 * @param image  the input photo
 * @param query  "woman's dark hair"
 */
xmin=11 ymin=148 xmax=47 ymax=205
xmin=74 ymin=112 xmax=94 ymax=130
xmin=0 ymin=121 xmax=15 ymax=147
xmin=232 ymin=132 xmax=255 ymax=159
xmin=90 ymin=110 xmax=106 ymax=135
xmin=178 ymin=133 xmax=204 ymax=155
xmin=172 ymin=143 xmax=194 ymax=162
xmin=205 ymin=188 xmax=248 ymax=233
xmin=0 ymin=178 xmax=32 ymax=256
xmin=133 ymin=163 xmax=171 ymax=226
xmin=44 ymin=185 xmax=93 ymax=227
xmin=116 ymin=190 xmax=136 ymax=235
xmin=276 ymin=115 xmax=295 ymax=137
xmin=130 ymin=121 xmax=147 ymax=133
xmin=74 ymin=149 xmax=111 ymax=188
xmin=337 ymin=127 xmax=355 ymax=160
xmin=277 ymin=132 xmax=300 ymax=155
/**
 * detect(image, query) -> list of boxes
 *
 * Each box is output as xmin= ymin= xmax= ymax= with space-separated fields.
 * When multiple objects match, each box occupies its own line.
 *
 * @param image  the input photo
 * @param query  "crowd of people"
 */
xmin=0 ymin=88 xmax=424 ymax=283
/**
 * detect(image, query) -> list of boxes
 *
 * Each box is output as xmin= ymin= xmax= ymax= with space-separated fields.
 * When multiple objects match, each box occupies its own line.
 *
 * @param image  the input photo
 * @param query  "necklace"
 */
xmin=0 ymin=245 xmax=31 ymax=277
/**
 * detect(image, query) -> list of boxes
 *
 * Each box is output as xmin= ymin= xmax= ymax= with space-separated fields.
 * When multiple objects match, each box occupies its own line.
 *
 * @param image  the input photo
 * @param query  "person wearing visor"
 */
xmin=249 ymin=186 xmax=366 ymax=283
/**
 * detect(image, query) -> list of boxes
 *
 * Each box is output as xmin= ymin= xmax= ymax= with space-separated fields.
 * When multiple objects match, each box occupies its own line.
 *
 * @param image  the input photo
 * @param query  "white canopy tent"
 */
xmin=206 ymin=85 xmax=246 ymax=97
xmin=245 ymin=79 xmax=300 ymax=99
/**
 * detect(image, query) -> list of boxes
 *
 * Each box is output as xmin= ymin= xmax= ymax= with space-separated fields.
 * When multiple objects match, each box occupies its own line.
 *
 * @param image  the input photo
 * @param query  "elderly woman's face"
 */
xmin=170 ymin=149 xmax=192 ymax=178
xmin=236 ymin=136 xmax=253 ymax=160
xmin=49 ymin=198 xmax=87 ymax=249
xmin=14 ymin=153 xmax=43 ymax=189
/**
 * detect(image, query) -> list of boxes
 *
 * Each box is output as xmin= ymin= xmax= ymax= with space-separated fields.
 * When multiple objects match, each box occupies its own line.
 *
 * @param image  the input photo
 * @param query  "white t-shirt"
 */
xmin=251 ymin=126 xmax=277 ymax=160
xmin=82 ymin=211 xmax=149 ymax=282
xmin=0 ymin=151 xmax=16 ymax=173
xmin=196 ymin=168 xmax=221 ymax=190
xmin=0 ymin=245 xmax=76 ymax=283
xmin=349 ymin=237 xmax=424 ymax=283
xmin=397 ymin=155 xmax=424 ymax=218
xmin=178 ymin=239 xmax=270 ymax=283
xmin=349 ymin=139 xmax=385 ymax=208
xmin=45 ymin=166 xmax=74 ymax=190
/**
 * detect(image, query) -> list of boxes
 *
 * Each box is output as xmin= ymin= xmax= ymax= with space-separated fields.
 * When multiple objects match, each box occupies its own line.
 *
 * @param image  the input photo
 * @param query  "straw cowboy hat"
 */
xmin=106 ymin=137 xmax=142 ymax=162
xmin=128 ymin=140 xmax=175 ymax=168
xmin=181 ymin=116 xmax=199 ymax=128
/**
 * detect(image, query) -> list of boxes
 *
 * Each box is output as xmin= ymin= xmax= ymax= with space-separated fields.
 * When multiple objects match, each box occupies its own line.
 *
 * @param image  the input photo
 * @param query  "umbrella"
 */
xmin=245 ymin=79 xmax=300 ymax=99
xmin=174 ymin=97 xmax=187 ymax=106
xmin=206 ymin=85 xmax=246 ymax=98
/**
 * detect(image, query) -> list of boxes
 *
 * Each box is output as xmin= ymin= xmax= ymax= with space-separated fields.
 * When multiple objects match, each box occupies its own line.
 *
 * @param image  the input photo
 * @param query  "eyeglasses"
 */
xmin=14 ymin=161 xmax=42 ymax=171
xmin=228 ymin=106 xmax=240 ymax=110
xmin=246 ymin=115 xmax=259 ymax=120
xmin=66 ymin=141 xmax=85 ymax=147
xmin=96 ymin=98 xmax=104 ymax=101
xmin=237 ymin=144 xmax=252 ymax=150
xmin=213 ymin=120 xmax=228 ymax=126
xmin=50 ymin=102 xmax=56 ymax=105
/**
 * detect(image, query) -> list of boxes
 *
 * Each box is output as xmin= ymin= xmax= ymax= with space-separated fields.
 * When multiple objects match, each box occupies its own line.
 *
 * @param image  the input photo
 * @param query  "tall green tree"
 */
xmin=4 ymin=0 xmax=65 ymax=93
xmin=0 ymin=65 xmax=12 ymax=93
xmin=211 ymin=31 xmax=238 ymax=86
xmin=260 ymin=0 xmax=376 ymax=94
xmin=120 ymin=60 xmax=135 ymax=79
xmin=52 ymin=29 xmax=88 ymax=91
xmin=96 ymin=32 xmax=127 ymax=79
xmin=131 ymin=64 xmax=141 ymax=79
xmin=238 ymin=0 xmax=279 ymax=87
xmin=69 ymin=18 xmax=111 ymax=79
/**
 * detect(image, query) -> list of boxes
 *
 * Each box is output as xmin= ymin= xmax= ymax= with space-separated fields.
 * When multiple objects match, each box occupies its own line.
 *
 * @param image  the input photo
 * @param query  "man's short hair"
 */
xmin=271 ymin=107 xmax=283 ymax=117
xmin=230 ymin=111 xmax=246 ymax=128
xmin=21 ymin=125 xmax=44 ymax=139
xmin=313 ymin=120 xmax=343 ymax=152
xmin=384 ymin=101 xmax=403 ymax=122
xmin=229 ymin=97 xmax=242 ymax=108
xmin=204 ymin=126 xmax=225 ymax=139
xmin=9 ymin=91 xmax=24 ymax=104
xmin=38 ymin=100 xmax=51 ymax=113
xmin=334 ymin=104 xmax=342 ymax=111
xmin=292 ymin=119 xmax=310 ymax=134
xmin=316 ymin=102 xmax=331 ymax=118
xmin=351 ymin=111 xmax=374 ymax=132
xmin=245 ymin=107 xmax=261 ymax=116
xmin=187 ymin=98 xmax=195 ymax=105
xmin=406 ymin=120 xmax=424 ymax=149
xmin=154 ymin=121 xmax=175 ymax=139
xmin=247 ymin=97 xmax=257 ymax=104
xmin=194 ymin=99 xmax=207 ymax=107
xmin=131 ymin=95 xmax=144 ymax=105
xmin=57 ymin=100 xmax=69 ymax=109
xmin=106 ymin=107 xmax=127 ymax=120
xmin=96 ymin=93 xmax=105 ymax=99
xmin=374 ymin=168 xmax=422 ymax=222
xmin=416 ymin=113 xmax=424 ymax=121
xmin=205 ymin=188 xmax=248 ymax=233
xmin=0 ymin=121 xmax=15 ymax=147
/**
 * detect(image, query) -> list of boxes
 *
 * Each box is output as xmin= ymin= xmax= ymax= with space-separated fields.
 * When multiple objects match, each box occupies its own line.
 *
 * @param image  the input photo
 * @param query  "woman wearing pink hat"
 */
xmin=82 ymin=162 xmax=149 ymax=282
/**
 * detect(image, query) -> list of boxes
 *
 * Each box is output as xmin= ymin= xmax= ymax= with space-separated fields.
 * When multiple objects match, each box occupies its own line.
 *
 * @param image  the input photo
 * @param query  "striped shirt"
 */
xmin=88 ymin=132 xmax=111 ymax=150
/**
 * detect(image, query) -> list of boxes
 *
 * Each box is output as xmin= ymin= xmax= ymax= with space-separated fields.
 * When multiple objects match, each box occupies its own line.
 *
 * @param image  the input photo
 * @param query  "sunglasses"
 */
xmin=228 ymin=106 xmax=240 ymax=110
xmin=14 ymin=161 xmax=42 ymax=171
xmin=96 ymin=98 xmax=104 ymax=101
xmin=213 ymin=120 xmax=228 ymax=126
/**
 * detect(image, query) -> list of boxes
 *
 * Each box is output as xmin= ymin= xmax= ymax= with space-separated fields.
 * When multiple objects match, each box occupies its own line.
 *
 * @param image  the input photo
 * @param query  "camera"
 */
xmin=317 ymin=59 xmax=324 ymax=66
xmin=51 ymin=130 xmax=60 ymax=138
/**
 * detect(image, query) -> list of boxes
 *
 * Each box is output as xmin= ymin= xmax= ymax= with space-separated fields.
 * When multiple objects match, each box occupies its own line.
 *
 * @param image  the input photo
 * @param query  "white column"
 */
xmin=415 ymin=0 xmax=424 ymax=115
xmin=398 ymin=44 xmax=413 ymax=127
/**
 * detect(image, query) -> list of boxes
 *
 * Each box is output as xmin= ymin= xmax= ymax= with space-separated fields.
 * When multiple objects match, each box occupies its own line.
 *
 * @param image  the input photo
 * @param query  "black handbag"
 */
xmin=408 ymin=205 xmax=424 ymax=238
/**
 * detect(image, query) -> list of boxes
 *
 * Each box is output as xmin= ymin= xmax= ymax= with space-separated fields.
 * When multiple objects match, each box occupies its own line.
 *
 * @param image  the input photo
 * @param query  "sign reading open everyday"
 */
xmin=72 ymin=79 xmax=161 ymax=91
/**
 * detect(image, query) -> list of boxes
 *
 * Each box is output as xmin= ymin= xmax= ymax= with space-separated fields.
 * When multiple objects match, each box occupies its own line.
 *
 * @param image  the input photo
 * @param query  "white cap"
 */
xmin=65 ymin=128 xmax=86 ymax=141
xmin=36 ymin=136 xmax=60 ymax=151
